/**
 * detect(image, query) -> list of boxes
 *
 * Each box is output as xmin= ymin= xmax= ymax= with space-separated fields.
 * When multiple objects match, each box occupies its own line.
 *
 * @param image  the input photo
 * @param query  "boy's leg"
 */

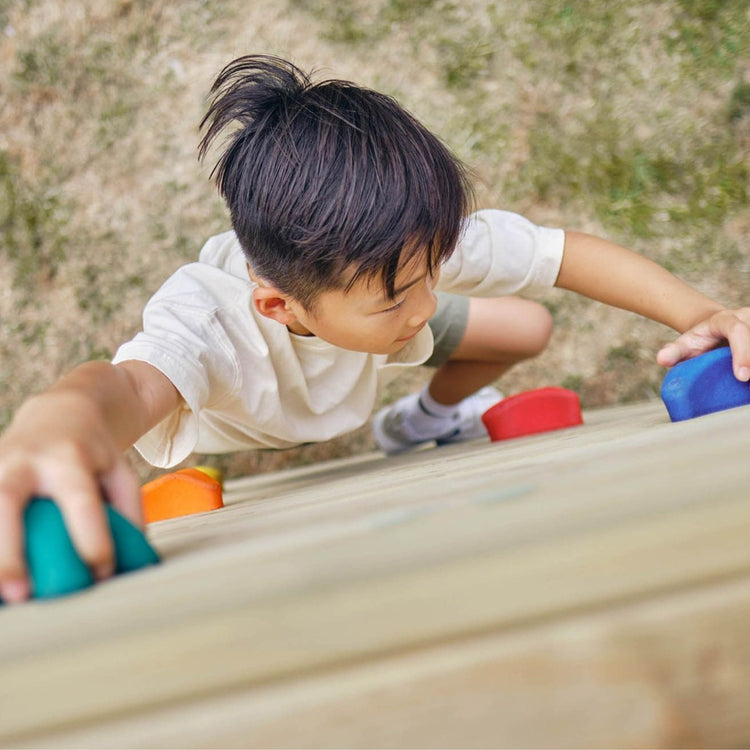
xmin=373 ymin=295 xmax=552 ymax=453
xmin=428 ymin=295 xmax=553 ymax=405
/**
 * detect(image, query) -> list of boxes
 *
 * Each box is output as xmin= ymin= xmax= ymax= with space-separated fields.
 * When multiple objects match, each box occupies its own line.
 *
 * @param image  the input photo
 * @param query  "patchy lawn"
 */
xmin=1 ymin=0 xmax=749 ymax=479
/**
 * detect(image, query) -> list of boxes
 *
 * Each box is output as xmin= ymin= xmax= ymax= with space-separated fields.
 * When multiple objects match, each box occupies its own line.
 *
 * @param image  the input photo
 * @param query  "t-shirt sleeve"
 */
xmin=437 ymin=209 xmax=565 ymax=296
xmin=112 ymin=268 xmax=240 ymax=468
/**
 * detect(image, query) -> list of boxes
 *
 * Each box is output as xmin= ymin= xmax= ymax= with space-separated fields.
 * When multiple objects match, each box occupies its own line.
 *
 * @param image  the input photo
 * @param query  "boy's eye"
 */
xmin=383 ymin=299 xmax=405 ymax=313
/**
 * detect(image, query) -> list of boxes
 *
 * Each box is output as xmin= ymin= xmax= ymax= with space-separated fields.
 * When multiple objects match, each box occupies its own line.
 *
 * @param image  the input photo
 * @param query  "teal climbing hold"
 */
xmin=1 ymin=497 xmax=160 ymax=602
xmin=25 ymin=498 xmax=94 ymax=598
xmin=105 ymin=501 xmax=161 ymax=575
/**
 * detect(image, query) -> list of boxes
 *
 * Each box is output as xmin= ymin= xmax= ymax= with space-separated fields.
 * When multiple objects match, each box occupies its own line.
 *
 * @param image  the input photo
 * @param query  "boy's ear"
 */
xmin=252 ymin=283 xmax=301 ymax=327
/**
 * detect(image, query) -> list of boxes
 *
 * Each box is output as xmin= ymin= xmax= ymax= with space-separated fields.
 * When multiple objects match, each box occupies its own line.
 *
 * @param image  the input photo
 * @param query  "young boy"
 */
xmin=0 ymin=54 xmax=748 ymax=604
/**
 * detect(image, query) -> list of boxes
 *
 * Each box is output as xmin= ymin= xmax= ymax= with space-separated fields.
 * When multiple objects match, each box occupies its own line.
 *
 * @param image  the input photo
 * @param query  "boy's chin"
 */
xmin=386 ymin=338 xmax=412 ymax=354
xmin=354 ymin=341 xmax=407 ymax=356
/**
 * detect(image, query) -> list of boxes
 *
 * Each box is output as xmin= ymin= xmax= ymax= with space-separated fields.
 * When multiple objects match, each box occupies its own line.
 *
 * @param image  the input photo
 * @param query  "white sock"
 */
xmin=398 ymin=385 xmax=459 ymax=440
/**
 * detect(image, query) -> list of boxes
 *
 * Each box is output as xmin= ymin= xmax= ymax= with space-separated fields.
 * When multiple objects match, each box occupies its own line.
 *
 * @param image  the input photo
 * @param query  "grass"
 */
xmin=298 ymin=0 xmax=750 ymax=252
xmin=0 ymin=150 xmax=69 ymax=300
xmin=505 ymin=2 xmax=750 ymax=246
xmin=1 ymin=0 xmax=749 ymax=472
xmin=518 ymin=105 xmax=749 ymax=245
xmin=668 ymin=0 xmax=749 ymax=77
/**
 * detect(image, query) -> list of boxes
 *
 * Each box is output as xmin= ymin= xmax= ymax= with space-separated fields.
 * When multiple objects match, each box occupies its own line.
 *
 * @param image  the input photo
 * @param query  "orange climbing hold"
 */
xmin=141 ymin=467 xmax=224 ymax=523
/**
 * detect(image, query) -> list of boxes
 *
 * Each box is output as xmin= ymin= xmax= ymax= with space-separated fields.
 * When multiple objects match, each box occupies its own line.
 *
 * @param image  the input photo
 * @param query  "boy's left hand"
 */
xmin=657 ymin=307 xmax=750 ymax=382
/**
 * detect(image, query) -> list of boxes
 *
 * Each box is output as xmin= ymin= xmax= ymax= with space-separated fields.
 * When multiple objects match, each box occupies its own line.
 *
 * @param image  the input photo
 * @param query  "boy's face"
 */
xmin=285 ymin=255 xmax=439 ymax=355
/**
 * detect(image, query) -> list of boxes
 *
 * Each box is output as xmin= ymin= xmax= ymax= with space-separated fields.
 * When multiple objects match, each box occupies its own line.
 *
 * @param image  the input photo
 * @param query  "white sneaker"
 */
xmin=435 ymin=386 xmax=504 ymax=446
xmin=373 ymin=386 xmax=503 ymax=454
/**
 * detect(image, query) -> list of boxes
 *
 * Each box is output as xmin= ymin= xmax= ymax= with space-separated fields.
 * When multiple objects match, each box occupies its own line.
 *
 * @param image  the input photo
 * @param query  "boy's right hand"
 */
xmin=0 ymin=390 xmax=142 ymax=603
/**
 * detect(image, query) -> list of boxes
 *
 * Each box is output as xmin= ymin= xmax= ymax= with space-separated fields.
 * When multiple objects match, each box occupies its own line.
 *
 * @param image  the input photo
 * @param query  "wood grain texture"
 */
xmin=2 ymin=401 xmax=750 ymax=748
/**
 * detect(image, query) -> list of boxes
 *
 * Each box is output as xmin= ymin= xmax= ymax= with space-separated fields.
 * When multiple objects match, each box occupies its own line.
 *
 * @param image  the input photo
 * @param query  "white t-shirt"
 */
xmin=113 ymin=209 xmax=565 ymax=467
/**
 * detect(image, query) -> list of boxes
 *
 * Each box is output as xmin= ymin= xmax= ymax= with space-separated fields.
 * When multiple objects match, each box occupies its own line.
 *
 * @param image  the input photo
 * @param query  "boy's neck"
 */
xmin=286 ymin=321 xmax=314 ymax=336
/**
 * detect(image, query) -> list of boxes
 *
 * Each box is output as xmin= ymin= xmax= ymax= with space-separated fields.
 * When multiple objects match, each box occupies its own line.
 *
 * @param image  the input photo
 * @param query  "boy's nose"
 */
xmin=407 ymin=289 xmax=437 ymax=328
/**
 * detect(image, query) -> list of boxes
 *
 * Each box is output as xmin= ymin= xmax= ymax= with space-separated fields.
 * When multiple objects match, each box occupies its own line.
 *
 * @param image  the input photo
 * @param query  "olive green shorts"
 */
xmin=425 ymin=292 xmax=469 ymax=368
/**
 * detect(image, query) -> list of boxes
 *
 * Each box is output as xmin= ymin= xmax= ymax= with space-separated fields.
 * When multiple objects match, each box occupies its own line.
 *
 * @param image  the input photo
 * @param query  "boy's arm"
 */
xmin=0 ymin=360 xmax=181 ymax=603
xmin=555 ymin=231 xmax=750 ymax=381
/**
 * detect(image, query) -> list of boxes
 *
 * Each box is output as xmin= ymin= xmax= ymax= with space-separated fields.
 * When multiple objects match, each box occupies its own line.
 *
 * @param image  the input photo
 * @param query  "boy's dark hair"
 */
xmin=199 ymin=55 xmax=473 ymax=309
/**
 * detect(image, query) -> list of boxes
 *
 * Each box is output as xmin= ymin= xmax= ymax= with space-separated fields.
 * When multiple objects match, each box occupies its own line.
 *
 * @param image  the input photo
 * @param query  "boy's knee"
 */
xmin=526 ymin=302 xmax=553 ymax=357
xmin=490 ymin=297 xmax=552 ymax=359
xmin=456 ymin=296 xmax=553 ymax=363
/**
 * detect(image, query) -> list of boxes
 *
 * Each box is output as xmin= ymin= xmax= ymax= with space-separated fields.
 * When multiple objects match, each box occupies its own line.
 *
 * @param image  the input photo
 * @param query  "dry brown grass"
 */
xmin=1 ymin=0 xmax=749 ymax=479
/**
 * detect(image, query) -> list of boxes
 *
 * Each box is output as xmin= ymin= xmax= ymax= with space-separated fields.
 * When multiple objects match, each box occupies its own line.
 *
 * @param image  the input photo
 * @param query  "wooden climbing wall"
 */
xmin=2 ymin=400 xmax=750 ymax=747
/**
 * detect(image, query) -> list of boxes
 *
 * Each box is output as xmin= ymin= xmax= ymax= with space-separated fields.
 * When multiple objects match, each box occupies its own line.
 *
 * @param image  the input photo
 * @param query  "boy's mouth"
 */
xmin=395 ymin=324 xmax=425 ymax=343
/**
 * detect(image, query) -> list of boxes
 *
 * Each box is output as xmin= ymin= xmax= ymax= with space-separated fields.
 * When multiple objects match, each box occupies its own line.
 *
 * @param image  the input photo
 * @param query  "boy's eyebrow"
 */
xmin=389 ymin=272 xmax=426 ymax=299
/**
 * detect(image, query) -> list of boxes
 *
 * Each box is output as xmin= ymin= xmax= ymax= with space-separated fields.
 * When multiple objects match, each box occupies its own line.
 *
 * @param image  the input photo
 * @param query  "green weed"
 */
xmin=0 ymin=151 xmax=69 ymax=299
xmin=13 ymin=30 xmax=68 ymax=88
xmin=667 ymin=0 xmax=750 ymax=78
xmin=601 ymin=341 xmax=662 ymax=404
xmin=729 ymin=81 xmax=750 ymax=122
xmin=384 ymin=0 xmax=437 ymax=22
xmin=289 ymin=0 xmax=376 ymax=44
xmin=437 ymin=24 xmax=494 ymax=89
xmin=605 ymin=342 xmax=640 ymax=369
xmin=515 ymin=2 xmax=632 ymax=78
xmin=560 ymin=373 xmax=584 ymax=395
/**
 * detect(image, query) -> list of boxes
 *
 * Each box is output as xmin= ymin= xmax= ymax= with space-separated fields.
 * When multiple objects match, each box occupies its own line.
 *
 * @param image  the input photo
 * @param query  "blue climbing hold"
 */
xmin=661 ymin=346 xmax=750 ymax=422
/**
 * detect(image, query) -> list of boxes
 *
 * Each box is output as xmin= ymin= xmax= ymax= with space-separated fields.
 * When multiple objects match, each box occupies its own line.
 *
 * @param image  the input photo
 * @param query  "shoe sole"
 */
xmin=372 ymin=408 xmax=418 ymax=455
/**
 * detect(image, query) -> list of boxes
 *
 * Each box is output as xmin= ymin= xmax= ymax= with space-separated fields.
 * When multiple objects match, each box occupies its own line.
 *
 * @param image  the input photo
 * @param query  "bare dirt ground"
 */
xmin=1 ymin=0 xmax=748 ymax=480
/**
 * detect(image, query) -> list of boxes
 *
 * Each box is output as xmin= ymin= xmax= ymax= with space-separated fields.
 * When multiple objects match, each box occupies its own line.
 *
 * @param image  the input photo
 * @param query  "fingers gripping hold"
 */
xmin=658 ymin=307 xmax=750 ymax=382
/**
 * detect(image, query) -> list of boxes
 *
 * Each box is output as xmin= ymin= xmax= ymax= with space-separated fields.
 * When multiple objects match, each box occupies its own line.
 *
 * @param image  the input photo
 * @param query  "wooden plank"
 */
xmin=146 ymin=401 xmax=671 ymax=555
xmin=1 ymin=402 xmax=750 ymax=747
xmin=21 ymin=574 xmax=750 ymax=749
